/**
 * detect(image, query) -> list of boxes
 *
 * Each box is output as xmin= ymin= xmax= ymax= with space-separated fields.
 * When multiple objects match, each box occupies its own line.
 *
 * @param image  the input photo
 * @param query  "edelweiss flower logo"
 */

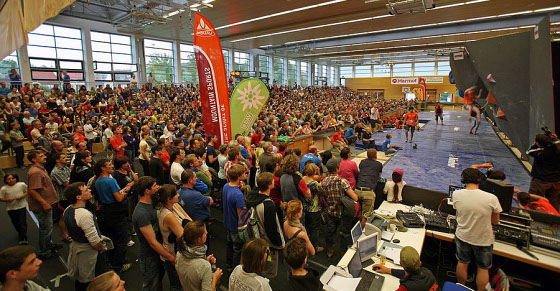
xmin=196 ymin=19 xmax=215 ymax=37
xmin=236 ymin=82 xmax=266 ymax=111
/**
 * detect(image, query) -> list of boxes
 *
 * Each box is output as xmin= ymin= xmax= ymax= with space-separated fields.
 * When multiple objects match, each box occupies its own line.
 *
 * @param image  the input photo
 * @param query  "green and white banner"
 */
xmin=230 ymin=78 xmax=270 ymax=137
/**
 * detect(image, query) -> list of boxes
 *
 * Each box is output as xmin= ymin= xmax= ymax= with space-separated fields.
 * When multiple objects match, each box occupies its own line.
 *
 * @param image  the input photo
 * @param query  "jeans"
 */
xmin=326 ymin=215 xmax=352 ymax=250
xmin=226 ymin=230 xmax=243 ymax=270
xmin=346 ymin=135 xmax=358 ymax=145
xmin=124 ymin=150 xmax=136 ymax=171
xmin=99 ymin=213 xmax=128 ymax=270
xmin=8 ymin=208 xmax=28 ymax=241
xmin=305 ymin=211 xmax=322 ymax=249
xmin=455 ymin=238 xmax=493 ymax=269
xmin=139 ymin=159 xmax=149 ymax=176
xmin=33 ymin=209 xmax=54 ymax=256
xmin=163 ymin=260 xmax=182 ymax=291
xmin=139 ymin=255 xmax=165 ymax=291
xmin=14 ymin=146 xmax=24 ymax=167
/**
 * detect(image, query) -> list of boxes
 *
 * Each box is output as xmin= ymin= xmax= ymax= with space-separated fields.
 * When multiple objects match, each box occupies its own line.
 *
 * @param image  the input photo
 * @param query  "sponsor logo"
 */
xmin=196 ymin=19 xmax=215 ymax=37
xmin=391 ymin=77 xmax=418 ymax=84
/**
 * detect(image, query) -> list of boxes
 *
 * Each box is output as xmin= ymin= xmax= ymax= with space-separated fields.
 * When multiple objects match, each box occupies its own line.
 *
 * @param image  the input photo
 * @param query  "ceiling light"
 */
xmin=215 ymin=0 xmax=346 ymax=30
xmin=533 ymin=6 xmax=560 ymax=13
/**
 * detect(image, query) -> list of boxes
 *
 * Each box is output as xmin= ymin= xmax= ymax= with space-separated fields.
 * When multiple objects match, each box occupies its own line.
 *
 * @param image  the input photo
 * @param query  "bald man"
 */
xmin=45 ymin=140 xmax=64 ymax=174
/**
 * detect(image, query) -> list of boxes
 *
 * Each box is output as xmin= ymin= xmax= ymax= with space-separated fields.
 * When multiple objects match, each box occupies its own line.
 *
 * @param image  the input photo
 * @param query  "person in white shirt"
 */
xmin=0 ymin=174 xmax=28 ymax=245
xmin=229 ymin=238 xmax=272 ymax=291
xmin=453 ymin=168 xmax=501 ymax=291
xmin=383 ymin=169 xmax=406 ymax=203
xmin=170 ymin=149 xmax=186 ymax=187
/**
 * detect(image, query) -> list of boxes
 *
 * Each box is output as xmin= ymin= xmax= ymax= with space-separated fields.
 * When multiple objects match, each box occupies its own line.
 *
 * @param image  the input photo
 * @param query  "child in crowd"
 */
xmin=284 ymin=237 xmax=323 ymax=291
xmin=384 ymin=169 xmax=406 ymax=203
xmin=0 ymin=174 xmax=28 ymax=245
xmin=382 ymin=133 xmax=399 ymax=155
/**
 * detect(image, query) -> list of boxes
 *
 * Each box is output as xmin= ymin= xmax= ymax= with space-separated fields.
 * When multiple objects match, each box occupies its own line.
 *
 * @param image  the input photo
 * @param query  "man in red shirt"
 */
xmin=403 ymin=107 xmax=418 ymax=143
xmin=434 ymin=102 xmax=444 ymax=125
xmin=330 ymin=127 xmax=346 ymax=152
xmin=463 ymin=86 xmax=483 ymax=123
xmin=517 ymin=192 xmax=560 ymax=215
xmin=110 ymin=126 xmax=127 ymax=157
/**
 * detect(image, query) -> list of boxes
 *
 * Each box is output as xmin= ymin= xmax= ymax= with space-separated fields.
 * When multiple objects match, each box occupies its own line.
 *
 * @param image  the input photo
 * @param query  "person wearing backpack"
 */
xmin=322 ymin=158 xmax=358 ymax=260
xmin=245 ymin=172 xmax=285 ymax=278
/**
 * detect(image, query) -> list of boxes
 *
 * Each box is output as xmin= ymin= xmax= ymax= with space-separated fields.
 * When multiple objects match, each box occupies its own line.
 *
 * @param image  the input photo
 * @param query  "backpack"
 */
xmin=339 ymin=184 xmax=360 ymax=219
xmin=238 ymin=197 xmax=274 ymax=243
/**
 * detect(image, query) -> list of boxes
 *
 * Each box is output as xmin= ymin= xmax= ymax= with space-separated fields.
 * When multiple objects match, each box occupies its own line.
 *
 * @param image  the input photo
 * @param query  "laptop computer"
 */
xmin=348 ymin=250 xmax=385 ymax=291
xmin=357 ymin=233 xmax=378 ymax=268
xmin=351 ymin=221 xmax=363 ymax=248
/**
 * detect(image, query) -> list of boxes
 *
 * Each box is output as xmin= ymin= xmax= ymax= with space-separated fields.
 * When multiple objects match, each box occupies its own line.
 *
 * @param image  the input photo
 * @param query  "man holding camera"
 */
xmin=526 ymin=133 xmax=560 ymax=211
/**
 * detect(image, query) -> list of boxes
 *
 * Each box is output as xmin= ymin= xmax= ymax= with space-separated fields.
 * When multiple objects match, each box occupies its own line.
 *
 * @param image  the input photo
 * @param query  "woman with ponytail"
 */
xmin=176 ymin=221 xmax=223 ymax=291
xmin=383 ymin=169 xmax=406 ymax=203
xmin=155 ymin=184 xmax=191 ymax=291
xmin=280 ymin=200 xmax=315 ymax=256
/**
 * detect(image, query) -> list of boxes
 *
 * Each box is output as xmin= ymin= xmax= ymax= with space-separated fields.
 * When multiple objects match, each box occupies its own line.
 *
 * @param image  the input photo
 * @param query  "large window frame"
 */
xmin=273 ymin=57 xmax=284 ymax=85
xmin=180 ymin=43 xmax=198 ymax=85
xmin=414 ymin=62 xmax=436 ymax=76
xmin=392 ymin=63 xmax=412 ymax=77
xmin=234 ymin=51 xmax=250 ymax=72
xmin=300 ymin=61 xmax=309 ymax=86
xmin=436 ymin=60 xmax=451 ymax=76
xmin=91 ymin=31 xmax=135 ymax=85
xmin=287 ymin=59 xmax=297 ymax=86
xmin=223 ymin=49 xmax=230 ymax=74
xmin=27 ymin=24 xmax=85 ymax=83
xmin=1 ymin=51 xmax=20 ymax=79
xmin=144 ymin=38 xmax=175 ymax=83
xmin=373 ymin=65 xmax=391 ymax=77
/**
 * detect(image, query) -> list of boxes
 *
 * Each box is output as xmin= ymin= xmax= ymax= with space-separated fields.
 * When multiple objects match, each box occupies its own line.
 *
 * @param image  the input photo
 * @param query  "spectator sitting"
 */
xmin=382 ymin=133 xmax=398 ymax=155
xmin=361 ymin=127 xmax=375 ymax=150
xmin=372 ymin=246 xmax=439 ymax=291
xmin=284 ymin=237 xmax=323 ymax=291
xmin=384 ymin=169 xmax=406 ymax=203
xmin=344 ymin=125 xmax=358 ymax=145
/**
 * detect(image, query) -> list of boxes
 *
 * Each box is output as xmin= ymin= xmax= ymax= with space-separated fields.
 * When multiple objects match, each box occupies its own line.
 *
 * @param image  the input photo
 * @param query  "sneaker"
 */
xmin=18 ymin=240 xmax=28 ymax=245
xmin=118 ymin=263 xmax=132 ymax=274
xmin=131 ymin=232 xmax=137 ymax=236
xmin=127 ymin=240 xmax=135 ymax=247
xmin=405 ymin=139 xmax=408 ymax=143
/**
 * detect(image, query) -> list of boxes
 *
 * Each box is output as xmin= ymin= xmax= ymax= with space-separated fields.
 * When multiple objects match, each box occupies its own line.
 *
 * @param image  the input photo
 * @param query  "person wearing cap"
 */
xmin=372 ymin=246 xmax=439 ymax=291
xmin=384 ymin=169 xmax=406 ymax=203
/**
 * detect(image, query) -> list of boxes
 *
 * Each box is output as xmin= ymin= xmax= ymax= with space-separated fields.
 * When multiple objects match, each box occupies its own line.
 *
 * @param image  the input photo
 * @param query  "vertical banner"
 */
xmin=230 ymin=78 xmax=270 ymax=137
xmin=418 ymin=77 xmax=427 ymax=100
xmin=194 ymin=13 xmax=231 ymax=145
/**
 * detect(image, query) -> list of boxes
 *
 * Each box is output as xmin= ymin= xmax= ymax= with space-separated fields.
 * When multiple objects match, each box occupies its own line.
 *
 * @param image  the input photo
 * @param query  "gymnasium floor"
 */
xmin=0 ymin=109 xmax=536 ymax=290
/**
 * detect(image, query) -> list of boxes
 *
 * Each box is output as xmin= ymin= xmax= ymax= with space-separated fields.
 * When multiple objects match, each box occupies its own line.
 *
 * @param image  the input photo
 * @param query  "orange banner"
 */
xmin=193 ymin=13 xmax=231 ymax=145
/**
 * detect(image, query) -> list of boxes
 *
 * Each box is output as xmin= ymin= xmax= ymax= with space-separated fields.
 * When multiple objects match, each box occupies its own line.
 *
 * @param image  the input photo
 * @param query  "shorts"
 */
xmin=405 ymin=124 xmax=415 ymax=132
xmin=455 ymin=237 xmax=493 ymax=269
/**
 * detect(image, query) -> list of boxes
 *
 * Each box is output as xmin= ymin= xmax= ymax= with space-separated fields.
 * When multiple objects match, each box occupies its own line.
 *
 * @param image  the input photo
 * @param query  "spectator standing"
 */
xmin=176 ymin=221 xmax=223 ymax=291
xmin=281 ymin=199 xmax=316 ymax=256
xmin=27 ymin=150 xmax=62 ymax=259
xmin=0 ymin=246 xmax=48 ymax=291
xmin=280 ymin=154 xmax=311 ymax=203
xmin=526 ymin=134 xmax=560 ymax=210
xmin=87 ymin=271 xmax=125 ymax=291
xmin=133 ymin=176 xmax=175 ymax=291
xmin=298 ymin=145 xmax=322 ymax=174
xmin=110 ymin=126 xmax=127 ymax=158
xmin=139 ymin=132 xmax=152 ymax=176
xmin=453 ymin=168 xmax=501 ymax=291
xmin=229 ymin=238 xmax=272 ymax=291
xmin=284 ymin=238 xmax=323 ymax=291
xmin=245 ymin=172 xmax=285 ymax=278
xmin=222 ymin=164 xmax=247 ymax=272
xmin=169 ymin=148 xmax=186 ymax=187
xmin=301 ymin=163 xmax=324 ymax=252
xmin=355 ymin=149 xmax=383 ymax=218
xmin=155 ymin=185 xmax=190 ymax=291
xmin=113 ymin=156 xmax=139 ymax=245
xmin=69 ymin=151 xmax=95 ymax=184
xmin=50 ymin=152 xmax=72 ymax=243
xmin=94 ymin=159 xmax=132 ymax=273
xmin=9 ymin=122 xmax=25 ymax=168
xmin=322 ymin=158 xmax=358 ymax=260
xmin=0 ymin=174 xmax=28 ymax=245
xmin=45 ymin=140 xmax=64 ymax=174
xmin=339 ymin=147 xmax=358 ymax=189
xmin=63 ymin=183 xmax=105 ymax=291
xmin=148 ymin=145 xmax=165 ymax=186
xmin=178 ymin=169 xmax=213 ymax=222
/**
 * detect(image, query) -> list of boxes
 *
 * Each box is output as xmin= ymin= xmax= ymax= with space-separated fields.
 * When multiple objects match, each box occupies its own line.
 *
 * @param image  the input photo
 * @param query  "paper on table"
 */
xmin=327 ymin=275 xmax=361 ymax=291
xmin=385 ymin=247 xmax=401 ymax=265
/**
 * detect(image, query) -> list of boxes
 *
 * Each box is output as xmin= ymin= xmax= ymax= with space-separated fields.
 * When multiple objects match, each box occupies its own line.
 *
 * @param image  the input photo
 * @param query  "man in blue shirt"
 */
xmin=94 ymin=159 xmax=133 ymax=273
xmin=183 ymin=154 xmax=209 ymax=195
xmin=382 ymin=133 xmax=398 ymax=155
xmin=178 ymin=169 xmax=212 ymax=221
xmin=222 ymin=164 xmax=246 ymax=272
xmin=0 ymin=82 xmax=11 ymax=96
xmin=299 ymin=145 xmax=322 ymax=174
xmin=344 ymin=125 xmax=358 ymax=145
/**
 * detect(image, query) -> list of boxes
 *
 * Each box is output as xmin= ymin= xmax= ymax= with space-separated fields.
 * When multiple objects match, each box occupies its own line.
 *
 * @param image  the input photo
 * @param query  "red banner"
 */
xmin=194 ymin=13 xmax=231 ymax=145
xmin=419 ymin=77 xmax=427 ymax=101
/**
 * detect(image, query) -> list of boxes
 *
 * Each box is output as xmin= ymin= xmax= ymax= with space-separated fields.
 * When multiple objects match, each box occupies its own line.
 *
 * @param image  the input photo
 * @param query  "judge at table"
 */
xmin=371 ymin=246 xmax=439 ymax=291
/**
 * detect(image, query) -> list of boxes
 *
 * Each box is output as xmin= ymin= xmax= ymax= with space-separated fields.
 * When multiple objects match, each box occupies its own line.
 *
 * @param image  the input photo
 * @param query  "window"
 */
xmin=354 ymin=65 xmax=371 ymax=78
xmin=180 ymin=44 xmax=198 ymax=84
xmin=314 ymin=64 xmax=319 ymax=78
xmin=144 ymin=38 xmax=174 ymax=83
xmin=300 ymin=61 xmax=308 ymax=86
xmin=329 ymin=67 xmax=336 ymax=85
xmin=340 ymin=66 xmax=353 ymax=78
xmin=258 ymin=55 xmax=269 ymax=74
xmin=373 ymin=65 xmax=390 ymax=77
xmin=273 ymin=57 xmax=284 ymax=84
xmin=322 ymin=66 xmax=327 ymax=79
xmin=27 ymin=24 xmax=85 ymax=82
xmin=223 ymin=49 xmax=230 ymax=74
xmin=234 ymin=51 xmax=250 ymax=71
xmin=437 ymin=60 xmax=451 ymax=76
xmin=1 ymin=51 xmax=19 ymax=77
xmin=414 ymin=62 xmax=435 ymax=76
xmin=91 ymin=31 xmax=134 ymax=84
xmin=288 ymin=60 xmax=297 ymax=86
xmin=392 ymin=63 xmax=412 ymax=77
